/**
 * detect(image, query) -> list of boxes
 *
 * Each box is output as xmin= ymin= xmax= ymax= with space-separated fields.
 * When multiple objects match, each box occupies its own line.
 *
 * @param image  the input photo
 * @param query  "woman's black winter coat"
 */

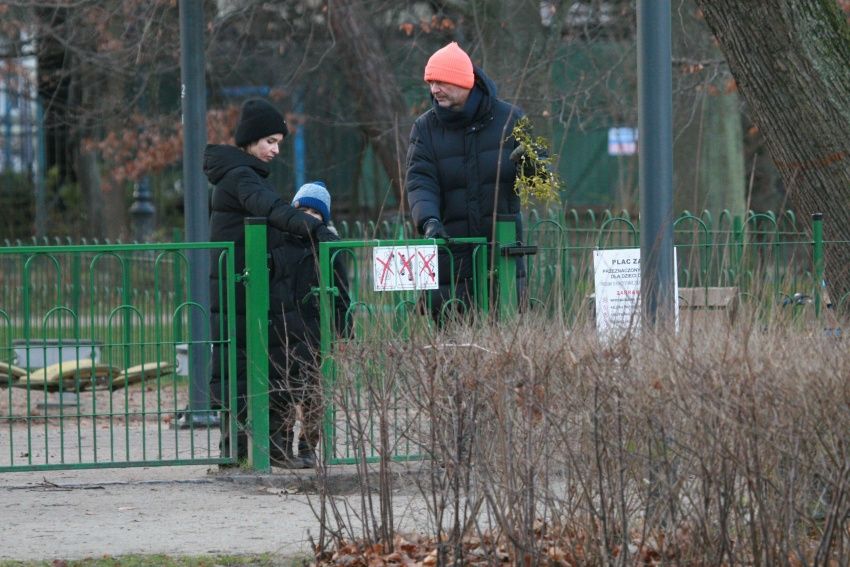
xmin=204 ymin=144 xmax=322 ymax=315
xmin=203 ymin=144 xmax=324 ymax=407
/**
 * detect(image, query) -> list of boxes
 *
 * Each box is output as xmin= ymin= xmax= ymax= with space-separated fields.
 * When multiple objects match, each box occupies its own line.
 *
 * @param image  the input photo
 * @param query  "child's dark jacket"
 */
xmin=268 ymin=233 xmax=351 ymax=352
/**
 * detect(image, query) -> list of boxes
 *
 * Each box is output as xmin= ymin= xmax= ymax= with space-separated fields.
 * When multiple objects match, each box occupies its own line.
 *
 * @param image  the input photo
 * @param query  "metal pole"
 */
xmin=179 ymin=0 xmax=211 ymax=421
xmin=637 ymin=0 xmax=675 ymax=324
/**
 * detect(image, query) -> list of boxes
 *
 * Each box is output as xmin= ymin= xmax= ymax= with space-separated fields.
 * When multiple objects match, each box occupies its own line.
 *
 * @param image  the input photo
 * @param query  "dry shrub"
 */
xmin=316 ymin=306 xmax=850 ymax=565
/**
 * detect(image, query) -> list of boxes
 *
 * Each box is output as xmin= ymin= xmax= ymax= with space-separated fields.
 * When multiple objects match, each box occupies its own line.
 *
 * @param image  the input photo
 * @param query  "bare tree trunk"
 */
xmin=672 ymin=0 xmax=746 ymax=220
xmin=327 ymin=0 xmax=411 ymax=195
xmin=76 ymin=63 xmax=104 ymax=238
xmin=674 ymin=92 xmax=746 ymax=219
xmin=75 ymin=150 xmax=103 ymax=237
xmin=694 ymin=0 xmax=850 ymax=306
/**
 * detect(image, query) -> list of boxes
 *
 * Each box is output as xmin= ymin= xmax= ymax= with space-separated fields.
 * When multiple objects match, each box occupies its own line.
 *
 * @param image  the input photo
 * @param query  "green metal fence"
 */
xmin=0 ymin=242 xmax=236 ymax=472
xmin=0 ymin=209 xmax=831 ymax=473
xmin=314 ymin=211 xmax=829 ymax=467
xmin=337 ymin=208 xmax=827 ymax=316
xmin=522 ymin=209 xmax=825 ymax=318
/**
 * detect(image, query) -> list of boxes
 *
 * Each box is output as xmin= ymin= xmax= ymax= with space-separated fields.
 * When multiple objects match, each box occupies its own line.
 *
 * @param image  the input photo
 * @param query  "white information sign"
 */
xmin=593 ymin=248 xmax=678 ymax=340
xmin=373 ymin=245 xmax=439 ymax=291
xmin=594 ymin=248 xmax=642 ymax=339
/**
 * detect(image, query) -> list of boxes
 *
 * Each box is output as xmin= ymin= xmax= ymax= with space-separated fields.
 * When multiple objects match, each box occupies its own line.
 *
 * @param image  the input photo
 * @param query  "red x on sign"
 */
xmin=417 ymin=250 xmax=436 ymax=283
xmin=376 ymin=251 xmax=394 ymax=286
xmin=373 ymin=245 xmax=440 ymax=291
xmin=398 ymin=253 xmax=415 ymax=283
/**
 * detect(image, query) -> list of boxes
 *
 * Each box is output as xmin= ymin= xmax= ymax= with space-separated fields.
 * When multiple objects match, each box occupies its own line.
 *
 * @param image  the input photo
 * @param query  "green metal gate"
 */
xmin=0 ymin=241 xmax=237 ymax=472
xmin=311 ymin=225 xmax=541 ymax=465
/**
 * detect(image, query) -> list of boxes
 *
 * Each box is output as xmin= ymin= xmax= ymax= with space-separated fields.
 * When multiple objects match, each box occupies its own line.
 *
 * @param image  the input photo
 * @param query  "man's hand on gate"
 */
xmin=423 ymin=218 xmax=450 ymax=240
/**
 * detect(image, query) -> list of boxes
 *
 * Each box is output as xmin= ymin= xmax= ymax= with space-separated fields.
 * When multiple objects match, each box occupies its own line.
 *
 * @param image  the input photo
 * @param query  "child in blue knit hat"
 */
xmin=291 ymin=181 xmax=332 ymax=225
xmin=266 ymin=181 xmax=349 ymax=468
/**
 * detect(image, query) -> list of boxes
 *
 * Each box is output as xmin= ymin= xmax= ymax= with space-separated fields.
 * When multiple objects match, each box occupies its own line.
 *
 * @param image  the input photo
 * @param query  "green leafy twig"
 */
xmin=510 ymin=116 xmax=562 ymax=207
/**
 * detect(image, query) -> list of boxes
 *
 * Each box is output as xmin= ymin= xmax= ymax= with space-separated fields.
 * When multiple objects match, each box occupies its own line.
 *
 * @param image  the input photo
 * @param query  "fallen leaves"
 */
xmin=315 ymin=522 xmax=748 ymax=566
xmin=319 ymin=532 xmax=553 ymax=566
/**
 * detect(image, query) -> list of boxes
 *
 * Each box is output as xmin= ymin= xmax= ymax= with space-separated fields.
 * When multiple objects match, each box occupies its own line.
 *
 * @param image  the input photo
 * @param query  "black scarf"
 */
xmin=433 ymin=85 xmax=484 ymax=128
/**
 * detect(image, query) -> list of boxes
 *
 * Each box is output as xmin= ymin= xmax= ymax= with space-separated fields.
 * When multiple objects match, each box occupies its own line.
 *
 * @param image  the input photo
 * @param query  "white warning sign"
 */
xmin=373 ymin=245 xmax=439 ymax=291
xmin=593 ymin=248 xmax=679 ymax=341
xmin=593 ymin=248 xmax=642 ymax=340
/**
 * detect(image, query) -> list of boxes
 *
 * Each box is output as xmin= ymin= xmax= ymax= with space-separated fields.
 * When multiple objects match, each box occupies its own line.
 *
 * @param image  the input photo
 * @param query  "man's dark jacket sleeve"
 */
xmin=405 ymin=120 xmax=442 ymax=233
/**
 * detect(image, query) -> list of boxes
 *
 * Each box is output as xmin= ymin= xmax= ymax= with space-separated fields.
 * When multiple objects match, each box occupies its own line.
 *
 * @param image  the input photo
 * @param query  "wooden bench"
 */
xmin=678 ymin=286 xmax=739 ymax=323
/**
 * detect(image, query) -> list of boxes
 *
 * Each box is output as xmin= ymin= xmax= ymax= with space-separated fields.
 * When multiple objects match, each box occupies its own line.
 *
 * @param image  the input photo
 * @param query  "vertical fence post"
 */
xmin=72 ymin=252 xmax=81 ymax=321
xmin=495 ymin=216 xmax=518 ymax=320
xmin=243 ymin=218 xmax=270 ymax=472
xmin=121 ymin=254 xmax=133 ymax=370
xmin=733 ymin=214 xmax=744 ymax=285
xmin=318 ymin=241 xmax=335 ymax=465
xmin=475 ymin=240 xmax=490 ymax=315
xmin=812 ymin=213 xmax=824 ymax=317
xmin=172 ymin=228 xmax=185 ymax=343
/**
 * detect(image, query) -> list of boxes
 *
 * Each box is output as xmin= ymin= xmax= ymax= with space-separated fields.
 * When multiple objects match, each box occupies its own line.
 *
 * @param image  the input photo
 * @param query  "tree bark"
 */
xmin=36 ymin=6 xmax=74 ymax=191
xmin=76 ymin=60 xmax=105 ymax=239
xmin=672 ymin=0 xmax=746 ymax=220
xmin=673 ymin=92 xmax=746 ymax=220
xmin=694 ymin=0 xmax=850 ymax=307
xmin=327 ymin=0 xmax=411 ymax=198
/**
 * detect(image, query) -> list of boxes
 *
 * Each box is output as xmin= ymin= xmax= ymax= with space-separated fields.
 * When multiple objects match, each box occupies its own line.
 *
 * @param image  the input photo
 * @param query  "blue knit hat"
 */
xmin=292 ymin=181 xmax=331 ymax=223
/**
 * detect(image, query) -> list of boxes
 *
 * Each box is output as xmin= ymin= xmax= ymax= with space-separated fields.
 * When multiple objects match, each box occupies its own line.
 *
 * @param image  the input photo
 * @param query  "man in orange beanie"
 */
xmin=405 ymin=42 xmax=528 ymax=322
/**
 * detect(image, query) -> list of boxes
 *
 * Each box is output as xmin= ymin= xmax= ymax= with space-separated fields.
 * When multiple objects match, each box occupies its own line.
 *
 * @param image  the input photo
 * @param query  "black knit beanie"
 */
xmin=234 ymin=98 xmax=289 ymax=147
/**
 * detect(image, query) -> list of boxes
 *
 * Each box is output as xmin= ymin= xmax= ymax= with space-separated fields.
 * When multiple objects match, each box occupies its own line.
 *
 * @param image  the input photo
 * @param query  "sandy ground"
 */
xmin=2 ymin=377 xmax=189 ymax=421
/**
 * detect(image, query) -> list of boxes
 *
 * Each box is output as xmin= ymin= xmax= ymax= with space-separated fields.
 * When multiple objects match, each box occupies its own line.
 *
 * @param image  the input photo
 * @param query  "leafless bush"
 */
xmin=315 ymin=306 xmax=850 ymax=565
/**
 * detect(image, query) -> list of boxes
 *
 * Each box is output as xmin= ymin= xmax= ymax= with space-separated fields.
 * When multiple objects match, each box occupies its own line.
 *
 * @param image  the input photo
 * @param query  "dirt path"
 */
xmin=1 ymin=382 xmax=431 ymax=561
xmin=0 ymin=464 xmax=430 ymax=561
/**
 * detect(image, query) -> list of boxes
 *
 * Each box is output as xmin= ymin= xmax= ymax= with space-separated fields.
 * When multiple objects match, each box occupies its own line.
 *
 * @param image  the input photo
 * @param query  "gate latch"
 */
xmin=499 ymin=243 xmax=538 ymax=257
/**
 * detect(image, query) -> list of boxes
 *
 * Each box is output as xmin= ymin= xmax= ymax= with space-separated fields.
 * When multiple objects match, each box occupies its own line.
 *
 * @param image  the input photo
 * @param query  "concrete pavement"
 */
xmin=0 ymin=463 xmax=430 ymax=562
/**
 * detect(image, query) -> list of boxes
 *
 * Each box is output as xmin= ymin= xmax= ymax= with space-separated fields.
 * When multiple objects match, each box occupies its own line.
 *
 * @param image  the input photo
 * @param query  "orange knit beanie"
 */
xmin=424 ymin=42 xmax=474 ymax=89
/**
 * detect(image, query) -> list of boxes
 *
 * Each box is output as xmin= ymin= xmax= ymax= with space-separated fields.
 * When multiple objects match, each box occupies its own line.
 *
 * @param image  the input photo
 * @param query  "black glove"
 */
xmin=314 ymin=224 xmax=340 ymax=242
xmin=509 ymin=143 xmax=527 ymax=164
xmin=423 ymin=218 xmax=449 ymax=239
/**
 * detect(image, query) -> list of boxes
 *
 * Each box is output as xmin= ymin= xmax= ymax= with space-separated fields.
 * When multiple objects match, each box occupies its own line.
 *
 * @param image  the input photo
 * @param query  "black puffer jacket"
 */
xmin=204 ymin=144 xmax=322 ymax=315
xmin=405 ymin=66 xmax=525 ymax=283
xmin=268 ymin=234 xmax=351 ymax=350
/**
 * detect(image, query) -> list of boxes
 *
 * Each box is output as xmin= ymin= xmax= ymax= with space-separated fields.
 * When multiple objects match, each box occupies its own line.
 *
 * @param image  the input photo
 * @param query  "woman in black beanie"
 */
xmin=204 ymin=98 xmax=337 ymax=467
